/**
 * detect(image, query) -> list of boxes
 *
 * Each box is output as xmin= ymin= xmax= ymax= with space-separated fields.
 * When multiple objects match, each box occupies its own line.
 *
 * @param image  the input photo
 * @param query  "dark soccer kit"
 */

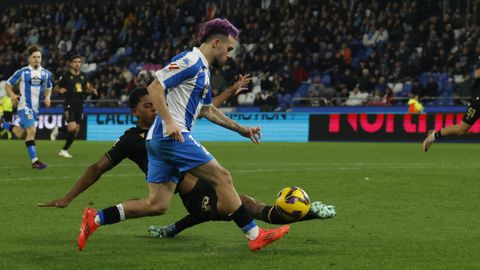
xmin=58 ymin=72 xmax=89 ymax=123
xmin=463 ymin=76 xmax=480 ymax=125
xmin=105 ymin=126 xmax=149 ymax=173
xmin=105 ymin=126 xmax=222 ymax=219
xmin=463 ymin=60 xmax=480 ymax=125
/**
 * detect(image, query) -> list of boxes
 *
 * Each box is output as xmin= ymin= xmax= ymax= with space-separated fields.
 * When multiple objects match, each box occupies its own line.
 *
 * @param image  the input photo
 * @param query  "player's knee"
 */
xmin=15 ymin=127 xmax=26 ymax=138
xmin=25 ymin=128 xmax=36 ymax=139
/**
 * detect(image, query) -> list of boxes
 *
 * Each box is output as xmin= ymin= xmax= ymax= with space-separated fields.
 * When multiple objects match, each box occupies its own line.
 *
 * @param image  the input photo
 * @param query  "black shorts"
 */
xmin=64 ymin=108 xmax=83 ymax=124
xmin=462 ymin=97 xmax=480 ymax=125
xmin=180 ymin=180 xmax=230 ymax=221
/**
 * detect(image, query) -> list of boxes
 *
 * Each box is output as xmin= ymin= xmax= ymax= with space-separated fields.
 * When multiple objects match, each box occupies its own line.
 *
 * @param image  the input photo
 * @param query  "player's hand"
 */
xmin=239 ymin=126 xmax=262 ymax=144
xmin=92 ymin=89 xmax=98 ymax=96
xmin=231 ymin=74 xmax=251 ymax=95
xmin=58 ymin=88 xmax=67 ymax=94
xmin=166 ymin=121 xmax=184 ymax=142
xmin=37 ymin=198 xmax=71 ymax=208
xmin=44 ymin=98 xmax=51 ymax=108
xmin=10 ymin=94 xmax=20 ymax=106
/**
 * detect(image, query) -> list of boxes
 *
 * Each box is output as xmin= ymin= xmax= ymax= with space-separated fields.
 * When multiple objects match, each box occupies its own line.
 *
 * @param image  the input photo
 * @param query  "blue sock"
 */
xmin=96 ymin=210 xmax=105 ymax=225
xmin=25 ymin=140 xmax=37 ymax=161
xmin=1 ymin=122 xmax=12 ymax=131
xmin=241 ymin=220 xmax=257 ymax=234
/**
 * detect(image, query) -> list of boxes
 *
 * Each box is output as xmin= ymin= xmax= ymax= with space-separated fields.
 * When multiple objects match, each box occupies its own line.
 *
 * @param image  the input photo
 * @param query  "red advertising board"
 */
xmin=309 ymin=113 xmax=480 ymax=141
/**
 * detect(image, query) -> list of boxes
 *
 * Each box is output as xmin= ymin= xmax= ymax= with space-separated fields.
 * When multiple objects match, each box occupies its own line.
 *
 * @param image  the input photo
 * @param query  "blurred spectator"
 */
xmin=211 ymin=69 xmax=227 ymax=93
xmin=411 ymin=79 xmax=426 ymax=98
xmin=454 ymin=73 xmax=474 ymax=105
xmin=357 ymin=68 xmax=372 ymax=93
xmin=292 ymin=61 xmax=309 ymax=86
xmin=346 ymin=84 xmax=369 ymax=106
xmin=424 ymin=77 xmax=439 ymax=102
xmin=408 ymin=95 xmax=424 ymax=113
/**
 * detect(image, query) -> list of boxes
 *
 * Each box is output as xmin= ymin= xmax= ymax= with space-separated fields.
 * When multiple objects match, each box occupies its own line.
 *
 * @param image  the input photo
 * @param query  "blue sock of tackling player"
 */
xmin=25 ymin=140 xmax=38 ymax=162
xmin=230 ymin=204 xmax=259 ymax=240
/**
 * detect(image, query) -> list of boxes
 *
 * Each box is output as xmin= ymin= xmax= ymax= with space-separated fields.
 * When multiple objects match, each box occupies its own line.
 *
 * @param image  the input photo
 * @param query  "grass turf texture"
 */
xmin=0 ymin=140 xmax=479 ymax=269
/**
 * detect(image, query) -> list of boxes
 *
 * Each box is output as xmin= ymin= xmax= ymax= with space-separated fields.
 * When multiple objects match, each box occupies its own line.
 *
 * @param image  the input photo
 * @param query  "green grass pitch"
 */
xmin=0 ymin=140 xmax=479 ymax=269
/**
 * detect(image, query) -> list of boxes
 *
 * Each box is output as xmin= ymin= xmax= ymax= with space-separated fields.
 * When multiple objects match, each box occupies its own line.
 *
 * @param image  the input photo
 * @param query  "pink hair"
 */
xmin=198 ymin=18 xmax=239 ymax=43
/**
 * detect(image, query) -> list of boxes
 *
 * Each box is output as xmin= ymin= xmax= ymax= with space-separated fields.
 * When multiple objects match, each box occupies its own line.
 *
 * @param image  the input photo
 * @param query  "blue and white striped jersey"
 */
xmin=147 ymin=47 xmax=212 ymax=140
xmin=7 ymin=65 xmax=53 ymax=112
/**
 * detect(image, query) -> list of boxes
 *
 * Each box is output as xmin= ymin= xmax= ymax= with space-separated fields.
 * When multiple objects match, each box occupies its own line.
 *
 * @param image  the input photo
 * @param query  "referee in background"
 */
xmin=51 ymin=55 xmax=97 ymax=158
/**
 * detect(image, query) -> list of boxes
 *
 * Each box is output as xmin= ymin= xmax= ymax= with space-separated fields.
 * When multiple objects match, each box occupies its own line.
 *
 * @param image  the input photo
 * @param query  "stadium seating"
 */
xmin=0 ymin=0 xmax=476 ymax=109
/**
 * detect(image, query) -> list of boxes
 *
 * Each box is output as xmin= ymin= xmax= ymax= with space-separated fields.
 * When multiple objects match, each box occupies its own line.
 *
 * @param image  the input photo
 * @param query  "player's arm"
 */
xmin=212 ymin=74 xmax=251 ymax=107
xmin=199 ymin=105 xmax=262 ymax=144
xmin=53 ymin=85 xmax=67 ymax=94
xmin=38 ymin=155 xmax=114 ymax=208
xmin=6 ymin=69 xmax=22 ymax=105
xmin=86 ymin=82 xmax=98 ymax=96
xmin=5 ymin=83 xmax=19 ymax=106
xmin=5 ymin=70 xmax=21 ymax=107
xmin=43 ymin=72 xmax=53 ymax=108
xmin=54 ymin=74 xmax=67 ymax=94
xmin=147 ymin=78 xmax=184 ymax=142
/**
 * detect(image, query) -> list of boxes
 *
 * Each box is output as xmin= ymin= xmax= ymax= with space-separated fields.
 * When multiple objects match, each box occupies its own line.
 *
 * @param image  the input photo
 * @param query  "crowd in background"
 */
xmin=0 ymin=0 xmax=479 ymax=110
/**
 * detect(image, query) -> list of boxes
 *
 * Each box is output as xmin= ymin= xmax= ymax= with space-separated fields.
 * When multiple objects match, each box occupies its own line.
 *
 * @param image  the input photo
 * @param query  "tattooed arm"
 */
xmin=199 ymin=105 xmax=261 ymax=144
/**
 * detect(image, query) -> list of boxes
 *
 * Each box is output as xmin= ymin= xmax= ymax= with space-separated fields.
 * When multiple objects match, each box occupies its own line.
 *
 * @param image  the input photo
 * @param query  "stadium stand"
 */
xmin=0 ymin=0 xmax=478 ymax=110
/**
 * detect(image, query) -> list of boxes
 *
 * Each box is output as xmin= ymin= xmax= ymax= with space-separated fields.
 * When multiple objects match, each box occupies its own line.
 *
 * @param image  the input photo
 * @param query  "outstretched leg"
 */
xmin=423 ymin=121 xmax=471 ymax=152
xmin=78 ymin=182 xmax=176 ymax=251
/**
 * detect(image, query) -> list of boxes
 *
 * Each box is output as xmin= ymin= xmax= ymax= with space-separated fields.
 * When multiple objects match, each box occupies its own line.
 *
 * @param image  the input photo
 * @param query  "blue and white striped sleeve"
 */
xmin=203 ymin=86 xmax=213 ymax=106
xmin=154 ymin=54 xmax=203 ymax=90
xmin=7 ymin=69 xmax=23 ymax=86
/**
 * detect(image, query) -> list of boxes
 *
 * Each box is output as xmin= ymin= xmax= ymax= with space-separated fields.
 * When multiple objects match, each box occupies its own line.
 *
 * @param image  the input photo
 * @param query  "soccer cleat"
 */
xmin=310 ymin=201 xmax=336 ymax=219
xmin=58 ymin=149 xmax=73 ymax=158
xmin=248 ymin=225 xmax=289 ymax=251
xmin=78 ymin=207 xmax=100 ymax=251
xmin=148 ymin=224 xmax=176 ymax=238
xmin=422 ymin=130 xmax=436 ymax=152
xmin=50 ymin=126 xmax=59 ymax=141
xmin=32 ymin=160 xmax=47 ymax=169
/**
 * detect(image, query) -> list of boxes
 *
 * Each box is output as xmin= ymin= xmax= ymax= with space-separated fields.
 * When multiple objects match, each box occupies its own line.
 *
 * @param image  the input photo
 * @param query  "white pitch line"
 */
xmin=230 ymin=165 xmax=460 ymax=173
xmin=0 ymin=163 xmax=138 ymax=170
xmin=3 ymin=164 xmax=477 ymax=182
xmin=0 ymin=173 xmax=144 ymax=182
xmin=0 ymin=161 xmax=473 ymax=170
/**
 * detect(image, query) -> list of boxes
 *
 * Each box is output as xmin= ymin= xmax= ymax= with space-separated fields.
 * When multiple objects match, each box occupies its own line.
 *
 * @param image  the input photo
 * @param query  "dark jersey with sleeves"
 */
xmin=463 ymin=62 xmax=480 ymax=125
xmin=105 ymin=126 xmax=148 ymax=173
xmin=58 ymin=71 xmax=89 ymax=111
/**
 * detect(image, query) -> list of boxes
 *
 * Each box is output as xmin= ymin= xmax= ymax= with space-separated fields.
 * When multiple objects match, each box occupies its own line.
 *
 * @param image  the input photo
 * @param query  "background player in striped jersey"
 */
xmin=2 ymin=45 xmax=52 ymax=169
